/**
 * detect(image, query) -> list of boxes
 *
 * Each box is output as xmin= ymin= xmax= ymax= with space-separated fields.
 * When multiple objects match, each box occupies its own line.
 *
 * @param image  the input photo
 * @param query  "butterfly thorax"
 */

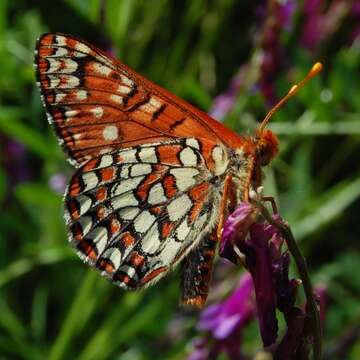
xmin=224 ymin=129 xmax=279 ymax=203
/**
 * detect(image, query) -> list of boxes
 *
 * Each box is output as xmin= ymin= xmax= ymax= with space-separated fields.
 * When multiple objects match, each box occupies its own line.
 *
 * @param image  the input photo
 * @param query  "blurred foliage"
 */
xmin=0 ymin=0 xmax=359 ymax=359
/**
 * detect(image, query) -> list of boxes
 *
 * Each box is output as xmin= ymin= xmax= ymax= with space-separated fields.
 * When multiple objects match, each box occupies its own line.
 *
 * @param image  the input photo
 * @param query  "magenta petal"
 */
xmin=213 ymin=314 xmax=242 ymax=339
xmin=198 ymin=304 xmax=222 ymax=331
xmin=220 ymin=203 xmax=256 ymax=264
xmin=245 ymin=223 xmax=279 ymax=346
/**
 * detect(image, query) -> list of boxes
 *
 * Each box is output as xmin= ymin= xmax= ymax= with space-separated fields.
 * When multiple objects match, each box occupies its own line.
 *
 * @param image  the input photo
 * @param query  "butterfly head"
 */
xmin=255 ymin=129 xmax=279 ymax=166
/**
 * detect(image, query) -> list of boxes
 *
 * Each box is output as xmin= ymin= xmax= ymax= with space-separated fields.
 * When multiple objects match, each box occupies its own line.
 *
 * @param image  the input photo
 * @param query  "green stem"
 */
xmin=49 ymin=271 xmax=98 ymax=360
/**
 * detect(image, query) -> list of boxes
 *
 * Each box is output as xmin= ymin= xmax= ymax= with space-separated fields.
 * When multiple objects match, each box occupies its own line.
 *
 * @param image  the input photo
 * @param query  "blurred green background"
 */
xmin=1 ymin=0 xmax=360 ymax=359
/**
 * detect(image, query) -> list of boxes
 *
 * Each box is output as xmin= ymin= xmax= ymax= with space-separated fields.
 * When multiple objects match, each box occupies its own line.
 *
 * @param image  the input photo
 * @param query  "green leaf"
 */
xmin=292 ymin=177 xmax=360 ymax=241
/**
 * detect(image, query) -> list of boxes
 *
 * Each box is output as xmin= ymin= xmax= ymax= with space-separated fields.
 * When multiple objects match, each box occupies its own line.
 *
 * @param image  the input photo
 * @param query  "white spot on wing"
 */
xmin=186 ymin=138 xmax=200 ymax=149
xmin=138 ymin=147 xmax=158 ymax=163
xmin=167 ymin=194 xmax=192 ymax=222
xmin=55 ymin=93 xmax=66 ymax=103
xmin=111 ymin=192 xmax=138 ymax=209
xmin=76 ymin=194 xmax=92 ymax=215
xmin=101 ymin=247 xmax=122 ymax=269
xmin=65 ymin=109 xmax=79 ymax=118
xmin=76 ymin=90 xmax=88 ymax=101
xmin=110 ymin=94 xmax=123 ymax=105
xmin=82 ymin=172 xmax=99 ymax=191
xmin=99 ymin=154 xmax=113 ymax=168
xmin=53 ymin=47 xmax=68 ymax=57
xmin=179 ymin=147 xmax=197 ymax=166
xmin=93 ymin=63 xmax=112 ymax=76
xmin=65 ymin=75 xmax=80 ymax=88
xmin=119 ymin=207 xmax=139 ymax=220
xmin=134 ymin=210 xmax=155 ymax=233
xmin=74 ymin=42 xmax=92 ymax=55
xmin=139 ymin=96 xmax=163 ymax=113
xmin=169 ymin=168 xmax=199 ymax=191
xmin=120 ymin=164 xmax=130 ymax=178
xmin=176 ymin=218 xmax=191 ymax=241
xmin=88 ymin=226 xmax=108 ymax=253
xmin=118 ymin=265 xmax=138 ymax=280
xmin=63 ymin=58 xmax=78 ymax=73
xmin=141 ymin=222 xmax=161 ymax=254
xmin=112 ymin=176 xmax=144 ymax=196
xmin=148 ymin=183 xmax=166 ymax=205
xmin=77 ymin=216 xmax=92 ymax=235
xmin=47 ymin=58 xmax=61 ymax=73
xmin=149 ymin=97 xmax=162 ymax=110
xmin=130 ymin=164 xmax=152 ymax=177
xmin=118 ymin=149 xmax=137 ymax=163
xmin=117 ymin=85 xmax=132 ymax=94
xmin=49 ymin=76 xmax=60 ymax=88
xmin=212 ymin=145 xmax=229 ymax=175
xmin=121 ymin=75 xmax=134 ymax=87
xmin=103 ymin=125 xmax=118 ymax=140
xmin=55 ymin=35 xmax=67 ymax=46
xmin=90 ymin=107 xmax=104 ymax=118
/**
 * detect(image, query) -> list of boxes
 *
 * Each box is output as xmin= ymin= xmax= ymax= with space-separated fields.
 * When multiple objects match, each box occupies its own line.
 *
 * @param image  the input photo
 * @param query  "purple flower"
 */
xmin=1 ymin=136 xmax=31 ymax=186
xmin=300 ymin=0 xmax=323 ymax=50
xmin=187 ymin=338 xmax=210 ymax=360
xmin=187 ymin=272 xmax=255 ymax=360
xmin=48 ymin=173 xmax=67 ymax=193
xmin=198 ymin=273 xmax=254 ymax=339
xmin=220 ymin=203 xmax=306 ymax=348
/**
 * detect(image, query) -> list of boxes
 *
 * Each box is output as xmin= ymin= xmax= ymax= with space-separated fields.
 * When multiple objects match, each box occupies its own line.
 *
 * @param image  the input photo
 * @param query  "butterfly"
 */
xmin=35 ymin=33 xmax=320 ymax=306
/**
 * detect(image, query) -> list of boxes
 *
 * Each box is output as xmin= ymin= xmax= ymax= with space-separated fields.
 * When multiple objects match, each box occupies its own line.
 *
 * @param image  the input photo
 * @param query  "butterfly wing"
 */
xmin=35 ymin=33 xmax=244 ymax=167
xmin=65 ymin=138 xmax=225 ymax=288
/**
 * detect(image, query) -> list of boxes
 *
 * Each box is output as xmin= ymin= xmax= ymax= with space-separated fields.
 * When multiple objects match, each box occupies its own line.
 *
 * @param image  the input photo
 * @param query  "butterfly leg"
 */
xmin=243 ymin=155 xmax=256 ymax=202
xmin=261 ymin=196 xmax=278 ymax=213
xmin=180 ymin=230 xmax=217 ymax=307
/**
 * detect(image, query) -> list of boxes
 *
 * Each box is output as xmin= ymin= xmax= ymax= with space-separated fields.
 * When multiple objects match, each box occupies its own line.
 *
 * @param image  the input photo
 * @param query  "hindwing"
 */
xmin=65 ymin=139 xmax=225 ymax=288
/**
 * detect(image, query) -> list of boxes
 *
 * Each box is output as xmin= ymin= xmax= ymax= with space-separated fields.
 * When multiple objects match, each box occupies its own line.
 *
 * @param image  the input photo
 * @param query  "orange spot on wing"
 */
xmin=163 ymin=175 xmax=177 ymax=198
xmin=96 ymin=205 xmax=106 ymax=220
xmin=68 ymin=200 xmax=80 ymax=220
xmin=98 ymin=259 xmax=115 ymax=273
xmin=114 ymin=272 xmax=136 ymax=286
xmin=96 ymin=187 xmax=107 ymax=201
xmin=129 ymin=252 xmax=145 ymax=267
xmin=137 ymin=172 xmax=162 ymax=201
xmin=71 ymin=222 xmax=83 ymax=240
xmin=78 ymin=240 xmax=97 ymax=260
xmin=188 ymin=182 xmax=209 ymax=223
xmin=121 ymin=232 xmax=135 ymax=247
xmin=161 ymin=222 xmax=174 ymax=238
xmin=140 ymin=267 xmax=168 ymax=285
xmin=110 ymin=218 xmax=121 ymax=234
xmin=157 ymin=144 xmax=182 ymax=165
xmin=150 ymin=206 xmax=162 ymax=215
xmin=69 ymin=178 xmax=81 ymax=197
xmin=99 ymin=167 xmax=115 ymax=182
xmin=83 ymin=158 xmax=99 ymax=171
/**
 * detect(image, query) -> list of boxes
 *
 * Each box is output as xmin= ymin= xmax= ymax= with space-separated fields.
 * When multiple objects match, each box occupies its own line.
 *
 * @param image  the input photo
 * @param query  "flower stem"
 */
xmin=259 ymin=205 xmax=322 ymax=360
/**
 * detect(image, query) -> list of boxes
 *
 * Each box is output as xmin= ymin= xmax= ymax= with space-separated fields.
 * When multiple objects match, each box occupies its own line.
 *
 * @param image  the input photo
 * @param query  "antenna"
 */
xmin=258 ymin=62 xmax=323 ymax=134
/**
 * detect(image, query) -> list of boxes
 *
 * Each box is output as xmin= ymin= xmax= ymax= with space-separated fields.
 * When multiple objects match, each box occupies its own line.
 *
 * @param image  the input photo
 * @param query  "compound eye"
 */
xmin=256 ymin=141 xmax=271 ymax=166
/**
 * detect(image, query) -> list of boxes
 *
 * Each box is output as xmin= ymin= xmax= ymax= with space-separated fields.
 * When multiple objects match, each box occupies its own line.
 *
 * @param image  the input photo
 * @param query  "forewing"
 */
xmin=65 ymin=139 xmax=223 ymax=288
xmin=35 ymin=33 xmax=243 ymax=167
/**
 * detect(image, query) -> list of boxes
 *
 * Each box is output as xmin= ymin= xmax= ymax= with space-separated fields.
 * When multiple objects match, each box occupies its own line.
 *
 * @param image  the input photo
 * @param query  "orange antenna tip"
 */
xmin=258 ymin=62 xmax=323 ymax=134
xmin=311 ymin=62 xmax=323 ymax=75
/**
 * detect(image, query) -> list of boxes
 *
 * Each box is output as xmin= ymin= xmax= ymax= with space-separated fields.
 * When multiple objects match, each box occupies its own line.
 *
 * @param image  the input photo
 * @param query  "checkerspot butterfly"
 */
xmin=35 ymin=33 xmax=321 ymax=306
